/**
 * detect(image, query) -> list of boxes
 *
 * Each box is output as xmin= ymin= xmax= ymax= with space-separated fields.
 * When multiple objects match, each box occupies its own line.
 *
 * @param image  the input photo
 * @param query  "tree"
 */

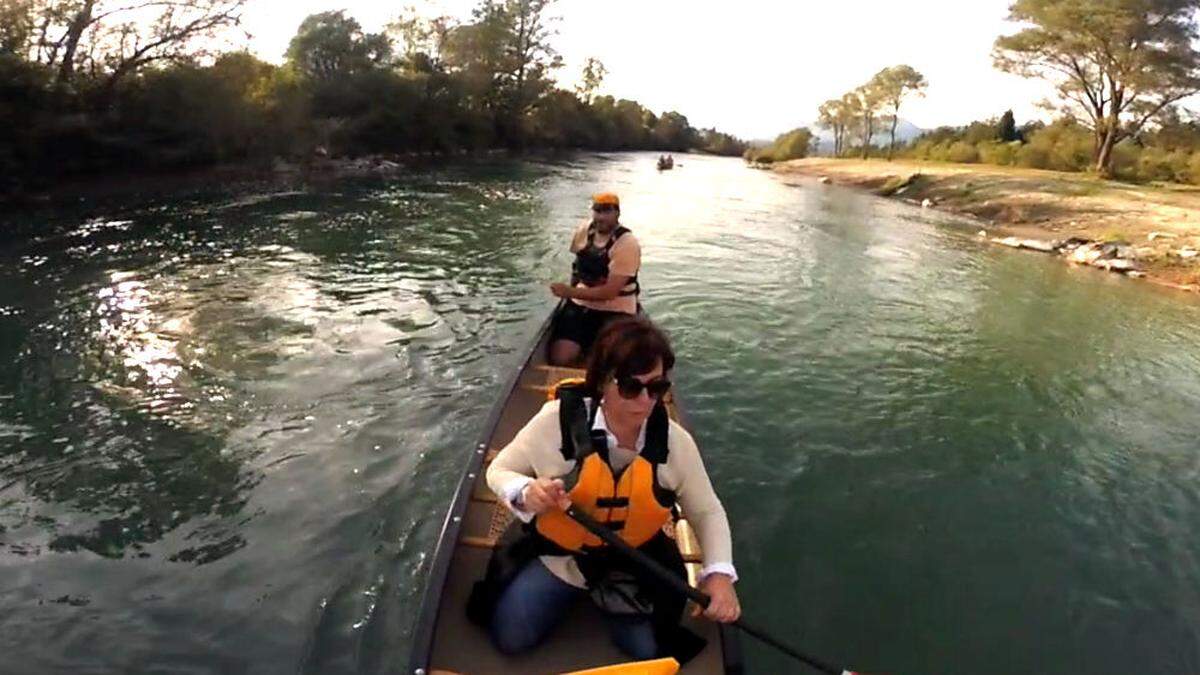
xmin=441 ymin=0 xmax=561 ymax=145
xmin=388 ymin=4 xmax=453 ymax=69
xmin=848 ymin=84 xmax=883 ymax=159
xmin=871 ymin=64 xmax=927 ymax=159
xmin=997 ymin=109 xmax=1018 ymax=142
xmin=745 ymin=127 xmax=812 ymax=163
xmin=994 ymin=0 xmax=1200 ymax=177
xmin=652 ymin=110 xmax=696 ymax=150
xmin=286 ymin=11 xmax=391 ymax=82
xmin=0 ymin=0 xmax=33 ymax=56
xmin=18 ymin=0 xmax=246 ymax=95
xmin=575 ymin=56 xmax=605 ymax=104
xmin=503 ymin=0 xmax=560 ymax=117
xmin=698 ymin=128 xmax=748 ymax=156
xmin=817 ymin=98 xmax=853 ymax=156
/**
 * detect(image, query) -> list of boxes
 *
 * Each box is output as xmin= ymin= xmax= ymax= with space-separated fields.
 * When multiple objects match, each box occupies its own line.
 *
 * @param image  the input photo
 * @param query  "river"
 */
xmin=1 ymin=153 xmax=1198 ymax=674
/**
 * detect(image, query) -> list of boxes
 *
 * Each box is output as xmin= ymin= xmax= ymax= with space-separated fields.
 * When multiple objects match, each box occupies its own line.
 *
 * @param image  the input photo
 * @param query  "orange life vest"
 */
xmin=534 ymin=383 xmax=674 ymax=552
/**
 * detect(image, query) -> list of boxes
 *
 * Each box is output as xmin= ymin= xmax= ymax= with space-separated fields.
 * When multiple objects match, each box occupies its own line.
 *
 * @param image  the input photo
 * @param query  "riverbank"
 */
xmin=0 ymin=151 xmax=504 ymax=212
xmin=773 ymin=158 xmax=1200 ymax=292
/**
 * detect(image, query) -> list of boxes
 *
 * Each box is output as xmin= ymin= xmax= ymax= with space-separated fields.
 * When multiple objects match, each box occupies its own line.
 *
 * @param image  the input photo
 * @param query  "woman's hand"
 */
xmin=693 ymin=573 xmax=741 ymax=623
xmin=519 ymin=478 xmax=571 ymax=514
xmin=549 ymin=282 xmax=574 ymax=299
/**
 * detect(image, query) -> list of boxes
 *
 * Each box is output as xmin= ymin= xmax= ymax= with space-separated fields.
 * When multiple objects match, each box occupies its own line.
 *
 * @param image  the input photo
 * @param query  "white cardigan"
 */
xmin=486 ymin=398 xmax=737 ymax=588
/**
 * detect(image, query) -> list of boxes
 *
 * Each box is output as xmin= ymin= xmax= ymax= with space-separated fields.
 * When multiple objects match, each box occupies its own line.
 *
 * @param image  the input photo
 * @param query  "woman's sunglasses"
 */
xmin=592 ymin=204 xmax=618 ymax=213
xmin=614 ymin=375 xmax=672 ymax=400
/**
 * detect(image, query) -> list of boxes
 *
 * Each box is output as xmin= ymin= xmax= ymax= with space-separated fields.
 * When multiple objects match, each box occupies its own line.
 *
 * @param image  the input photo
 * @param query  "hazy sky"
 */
xmin=239 ymin=0 xmax=1055 ymax=139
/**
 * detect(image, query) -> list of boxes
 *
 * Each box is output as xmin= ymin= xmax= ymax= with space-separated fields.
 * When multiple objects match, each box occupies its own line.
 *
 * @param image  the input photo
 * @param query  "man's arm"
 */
xmin=552 ymin=273 xmax=631 ymax=301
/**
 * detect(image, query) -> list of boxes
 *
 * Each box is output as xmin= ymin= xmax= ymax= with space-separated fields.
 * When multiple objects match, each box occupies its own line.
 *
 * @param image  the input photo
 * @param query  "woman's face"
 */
xmin=600 ymin=359 xmax=665 ymax=427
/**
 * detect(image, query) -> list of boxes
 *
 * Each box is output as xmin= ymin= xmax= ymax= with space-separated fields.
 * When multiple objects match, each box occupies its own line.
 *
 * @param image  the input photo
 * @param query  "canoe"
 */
xmin=408 ymin=304 xmax=744 ymax=674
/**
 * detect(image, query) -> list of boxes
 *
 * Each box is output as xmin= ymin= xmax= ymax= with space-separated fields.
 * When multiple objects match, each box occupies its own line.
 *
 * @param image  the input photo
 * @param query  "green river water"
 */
xmin=1 ymin=153 xmax=1198 ymax=674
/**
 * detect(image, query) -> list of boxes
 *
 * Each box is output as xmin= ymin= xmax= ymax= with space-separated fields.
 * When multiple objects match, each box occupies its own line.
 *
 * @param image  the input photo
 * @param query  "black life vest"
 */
xmin=572 ymin=225 xmax=640 ymax=297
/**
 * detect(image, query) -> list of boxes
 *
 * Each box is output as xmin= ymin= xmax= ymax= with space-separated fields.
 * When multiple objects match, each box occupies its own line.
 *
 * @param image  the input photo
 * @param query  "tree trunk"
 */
xmin=1095 ymin=121 xmax=1118 ymax=178
xmin=861 ymin=116 xmax=873 ymax=159
xmin=56 ymin=0 xmax=96 ymax=86
xmin=888 ymin=114 xmax=899 ymax=160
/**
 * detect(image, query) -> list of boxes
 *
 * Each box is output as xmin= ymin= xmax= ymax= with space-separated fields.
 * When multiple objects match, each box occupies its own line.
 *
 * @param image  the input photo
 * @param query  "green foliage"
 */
xmin=1016 ymin=119 xmax=1093 ymax=172
xmin=997 ymin=110 xmax=1019 ymax=142
xmin=994 ymin=0 xmax=1200 ymax=175
xmin=946 ymin=141 xmax=980 ymax=164
xmin=698 ymin=129 xmax=749 ymax=156
xmin=575 ymin=57 xmax=606 ymax=104
xmin=0 ymin=0 xmax=32 ymax=55
xmin=286 ymin=11 xmax=393 ymax=81
xmin=818 ymin=64 xmax=926 ymax=158
xmin=746 ymin=127 xmax=813 ymax=163
xmin=977 ymin=140 xmax=1020 ymax=166
xmin=0 ymin=2 xmax=739 ymax=191
xmin=872 ymin=64 xmax=927 ymax=157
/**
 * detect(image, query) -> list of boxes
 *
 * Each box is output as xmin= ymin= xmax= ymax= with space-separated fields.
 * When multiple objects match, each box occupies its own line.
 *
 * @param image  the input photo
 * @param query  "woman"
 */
xmin=483 ymin=316 xmax=740 ymax=661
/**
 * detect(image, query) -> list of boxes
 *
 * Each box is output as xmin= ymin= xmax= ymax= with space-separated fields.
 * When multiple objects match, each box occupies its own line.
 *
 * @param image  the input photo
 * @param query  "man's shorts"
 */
xmin=550 ymin=302 xmax=631 ymax=357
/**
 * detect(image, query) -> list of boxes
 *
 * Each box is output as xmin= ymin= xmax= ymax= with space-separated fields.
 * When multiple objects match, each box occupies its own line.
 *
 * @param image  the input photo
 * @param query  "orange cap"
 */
xmin=591 ymin=192 xmax=620 ymax=207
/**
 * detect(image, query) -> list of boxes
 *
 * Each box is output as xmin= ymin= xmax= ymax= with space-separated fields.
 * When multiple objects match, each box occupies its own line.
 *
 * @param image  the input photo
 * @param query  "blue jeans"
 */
xmin=490 ymin=559 xmax=658 ymax=660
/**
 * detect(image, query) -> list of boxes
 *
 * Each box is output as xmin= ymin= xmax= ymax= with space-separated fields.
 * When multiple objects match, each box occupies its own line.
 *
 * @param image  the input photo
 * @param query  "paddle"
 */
xmin=564 ymin=505 xmax=861 ymax=675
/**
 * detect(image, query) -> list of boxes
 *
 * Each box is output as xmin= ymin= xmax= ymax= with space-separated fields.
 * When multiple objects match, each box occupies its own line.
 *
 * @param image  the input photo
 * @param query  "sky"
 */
xmin=238 ymin=0 xmax=1057 ymax=140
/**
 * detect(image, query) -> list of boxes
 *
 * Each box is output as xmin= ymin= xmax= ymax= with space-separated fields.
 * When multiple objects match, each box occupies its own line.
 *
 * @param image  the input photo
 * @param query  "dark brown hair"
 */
xmin=584 ymin=316 xmax=676 ymax=397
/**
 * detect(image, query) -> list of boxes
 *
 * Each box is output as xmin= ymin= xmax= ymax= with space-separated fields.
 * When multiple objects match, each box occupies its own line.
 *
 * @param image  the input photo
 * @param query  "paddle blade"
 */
xmin=560 ymin=657 xmax=680 ymax=675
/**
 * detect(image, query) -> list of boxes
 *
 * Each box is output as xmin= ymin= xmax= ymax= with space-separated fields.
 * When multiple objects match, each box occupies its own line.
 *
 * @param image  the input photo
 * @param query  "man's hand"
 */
xmin=519 ymin=478 xmax=571 ymax=514
xmin=692 ymin=573 xmax=741 ymax=623
xmin=550 ymin=282 xmax=574 ymax=299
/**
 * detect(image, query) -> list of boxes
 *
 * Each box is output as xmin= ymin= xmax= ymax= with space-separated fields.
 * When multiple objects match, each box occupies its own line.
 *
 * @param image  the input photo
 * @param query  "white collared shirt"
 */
xmin=492 ymin=398 xmax=737 ymax=587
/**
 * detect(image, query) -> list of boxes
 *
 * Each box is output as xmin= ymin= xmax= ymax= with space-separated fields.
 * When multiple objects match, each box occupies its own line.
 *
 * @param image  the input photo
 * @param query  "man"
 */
xmin=548 ymin=192 xmax=641 ymax=365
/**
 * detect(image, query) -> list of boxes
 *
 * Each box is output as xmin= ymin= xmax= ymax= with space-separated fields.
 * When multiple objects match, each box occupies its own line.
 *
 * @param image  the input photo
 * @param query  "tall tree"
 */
xmin=817 ymin=98 xmax=850 ymax=156
xmin=871 ymin=64 xmax=927 ymax=159
xmin=0 ymin=0 xmax=33 ymax=55
xmin=575 ymin=56 xmax=605 ymax=104
xmin=849 ymin=83 xmax=884 ymax=159
xmin=18 ymin=0 xmax=246 ymax=94
xmin=504 ymin=0 xmax=559 ymax=115
xmin=997 ymin=109 xmax=1018 ymax=142
xmin=994 ymin=0 xmax=1200 ymax=176
xmin=388 ymin=5 xmax=453 ymax=72
xmin=286 ymin=11 xmax=391 ymax=82
xmin=442 ymin=0 xmax=560 ymax=144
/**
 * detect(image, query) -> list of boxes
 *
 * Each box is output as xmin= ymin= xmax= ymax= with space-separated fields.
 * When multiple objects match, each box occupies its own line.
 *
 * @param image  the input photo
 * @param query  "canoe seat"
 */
xmin=462 ymin=498 xmax=515 ymax=549
xmin=533 ymin=364 xmax=587 ymax=381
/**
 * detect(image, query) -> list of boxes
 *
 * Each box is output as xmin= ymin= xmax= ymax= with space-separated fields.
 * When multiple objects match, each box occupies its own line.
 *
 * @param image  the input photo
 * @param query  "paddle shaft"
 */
xmin=564 ymin=506 xmax=851 ymax=675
